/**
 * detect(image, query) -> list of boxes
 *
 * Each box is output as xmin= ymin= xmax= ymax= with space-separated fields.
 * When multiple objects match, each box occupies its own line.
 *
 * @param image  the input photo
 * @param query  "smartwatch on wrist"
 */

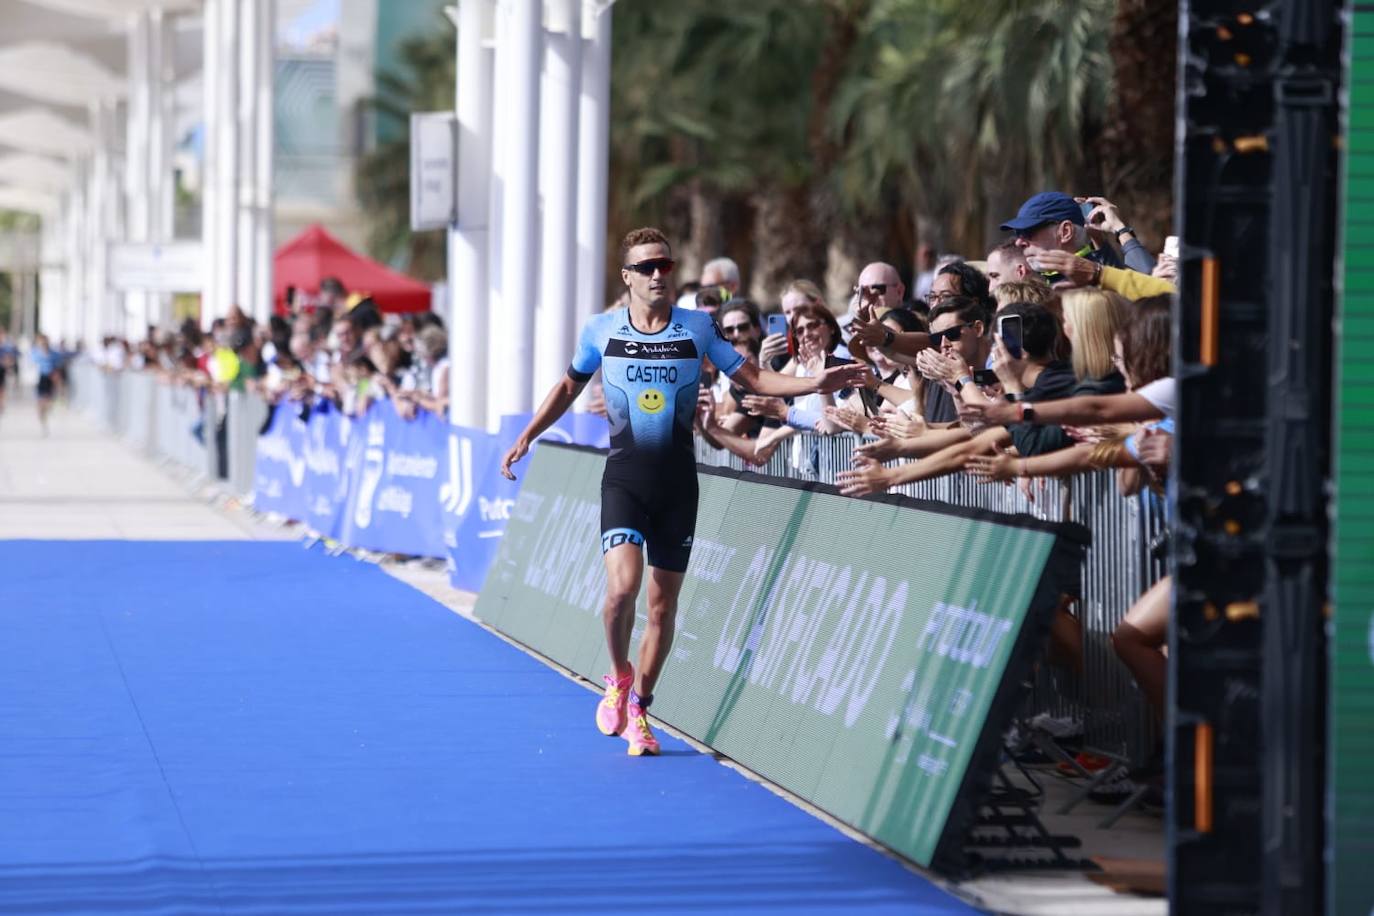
xmin=1022 ymin=404 xmax=1037 ymax=423
xmin=1115 ymin=225 xmax=1136 ymax=240
xmin=955 ymin=374 xmax=973 ymax=391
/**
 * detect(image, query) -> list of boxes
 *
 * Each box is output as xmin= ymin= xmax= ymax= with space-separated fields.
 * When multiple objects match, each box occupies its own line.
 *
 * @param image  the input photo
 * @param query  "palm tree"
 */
xmin=830 ymin=0 xmax=1115 ymax=259
xmin=609 ymin=1 xmax=832 ymax=298
xmin=1099 ymin=0 xmax=1178 ymax=249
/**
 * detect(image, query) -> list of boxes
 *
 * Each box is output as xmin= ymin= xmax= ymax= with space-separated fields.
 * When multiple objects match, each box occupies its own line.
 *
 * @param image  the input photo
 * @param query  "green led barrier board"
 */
xmin=1332 ymin=10 xmax=1374 ymax=913
xmin=475 ymin=443 xmax=1081 ymax=871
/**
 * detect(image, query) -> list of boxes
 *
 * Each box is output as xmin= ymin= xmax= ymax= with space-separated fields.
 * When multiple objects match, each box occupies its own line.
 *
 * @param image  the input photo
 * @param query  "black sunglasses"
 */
xmin=721 ymin=322 xmax=754 ymax=337
xmin=929 ymin=322 xmax=973 ymax=345
xmin=853 ymin=283 xmax=888 ymax=297
xmin=624 ymin=258 xmax=676 ymax=276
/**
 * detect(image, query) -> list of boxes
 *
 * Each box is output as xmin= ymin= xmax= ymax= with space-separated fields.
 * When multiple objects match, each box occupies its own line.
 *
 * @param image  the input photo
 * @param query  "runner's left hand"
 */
xmin=500 ymin=437 xmax=530 ymax=480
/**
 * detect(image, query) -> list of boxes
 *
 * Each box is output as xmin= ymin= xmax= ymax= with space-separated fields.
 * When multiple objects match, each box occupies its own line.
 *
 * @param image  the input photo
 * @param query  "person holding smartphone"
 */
xmin=1000 ymin=191 xmax=1123 ymax=271
xmin=760 ymin=279 xmax=825 ymax=371
xmin=839 ymin=302 xmax=1075 ymax=495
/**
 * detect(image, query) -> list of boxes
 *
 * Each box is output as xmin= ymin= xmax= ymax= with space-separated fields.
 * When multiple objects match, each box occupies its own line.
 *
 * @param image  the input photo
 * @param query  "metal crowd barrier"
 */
xmin=72 ymin=360 xmax=219 ymax=485
xmin=226 ymin=391 xmax=270 ymax=499
xmin=695 ymin=431 xmax=1165 ymax=767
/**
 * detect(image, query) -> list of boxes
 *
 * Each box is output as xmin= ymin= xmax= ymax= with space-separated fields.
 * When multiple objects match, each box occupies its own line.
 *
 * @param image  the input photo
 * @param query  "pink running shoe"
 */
xmin=623 ymin=700 xmax=660 ymax=757
xmin=596 ymin=668 xmax=633 ymax=736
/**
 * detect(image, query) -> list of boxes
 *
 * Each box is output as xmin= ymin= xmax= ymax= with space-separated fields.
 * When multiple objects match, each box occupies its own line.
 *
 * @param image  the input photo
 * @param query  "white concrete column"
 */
xmin=125 ymin=11 xmax=152 ymax=338
xmin=216 ymin=0 xmax=241 ymax=321
xmin=64 ymin=181 xmax=85 ymax=347
xmin=22 ymin=273 xmax=38 ymax=344
xmin=574 ymin=0 xmax=611 ymax=334
xmin=125 ymin=13 xmax=151 ymax=242
xmin=492 ymin=0 xmax=541 ymax=419
xmin=149 ymin=8 xmax=176 ymax=329
xmin=252 ymin=0 xmax=275 ymax=325
xmin=533 ymin=0 xmax=581 ymax=399
xmin=236 ymin=0 xmax=258 ymax=318
xmin=450 ymin=0 xmax=495 ymax=429
xmin=483 ymin=0 xmax=510 ymax=428
xmin=40 ymin=268 xmax=62 ymax=342
xmin=88 ymin=101 xmax=119 ymax=348
xmin=201 ymin=0 xmax=221 ymax=327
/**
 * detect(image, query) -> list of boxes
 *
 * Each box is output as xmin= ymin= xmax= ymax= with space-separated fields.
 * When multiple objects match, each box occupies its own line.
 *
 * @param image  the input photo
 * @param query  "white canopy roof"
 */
xmin=0 ymin=184 xmax=59 ymax=215
xmin=0 ymin=108 xmax=91 ymax=157
xmin=0 ymin=41 xmax=124 ymax=107
xmin=19 ymin=0 xmax=198 ymax=18
xmin=0 ymin=153 xmax=73 ymax=192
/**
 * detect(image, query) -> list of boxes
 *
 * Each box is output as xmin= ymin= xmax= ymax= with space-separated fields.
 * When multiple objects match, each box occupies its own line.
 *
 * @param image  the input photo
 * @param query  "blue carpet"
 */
xmin=0 ymin=541 xmax=979 ymax=914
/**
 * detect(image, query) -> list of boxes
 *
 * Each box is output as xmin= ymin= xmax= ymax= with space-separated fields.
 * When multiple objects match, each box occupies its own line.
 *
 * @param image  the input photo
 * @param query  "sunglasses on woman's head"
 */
xmin=624 ymin=258 xmax=676 ymax=276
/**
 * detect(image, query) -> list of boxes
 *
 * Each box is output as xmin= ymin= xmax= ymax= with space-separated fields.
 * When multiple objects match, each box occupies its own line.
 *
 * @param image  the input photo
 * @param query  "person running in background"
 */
xmin=31 ymin=334 xmax=60 ymax=436
xmin=500 ymin=227 xmax=867 ymax=756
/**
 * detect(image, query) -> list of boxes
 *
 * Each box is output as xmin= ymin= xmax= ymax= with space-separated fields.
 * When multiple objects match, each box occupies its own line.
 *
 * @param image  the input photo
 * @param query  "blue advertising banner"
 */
xmin=337 ymin=399 xmax=449 ymax=557
xmin=253 ymin=394 xmax=608 ymax=571
xmin=301 ymin=404 xmax=350 ymax=537
xmin=444 ymin=412 xmax=610 ymax=592
xmin=253 ymin=403 xmax=308 ymax=522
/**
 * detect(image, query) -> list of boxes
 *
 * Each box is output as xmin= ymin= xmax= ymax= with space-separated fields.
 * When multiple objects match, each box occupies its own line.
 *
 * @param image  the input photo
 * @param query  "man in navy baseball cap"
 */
xmin=1000 ymin=190 xmax=1122 ymax=268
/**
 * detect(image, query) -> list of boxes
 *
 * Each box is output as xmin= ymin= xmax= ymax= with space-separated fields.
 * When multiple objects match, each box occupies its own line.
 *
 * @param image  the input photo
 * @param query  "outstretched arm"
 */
xmin=854 ymin=425 xmax=970 ymax=463
xmin=837 ymin=427 xmax=1010 ymax=495
xmin=967 ymin=391 xmax=1164 ymax=428
xmin=500 ymin=374 xmax=587 ymax=479
xmin=730 ymin=359 xmax=870 ymax=399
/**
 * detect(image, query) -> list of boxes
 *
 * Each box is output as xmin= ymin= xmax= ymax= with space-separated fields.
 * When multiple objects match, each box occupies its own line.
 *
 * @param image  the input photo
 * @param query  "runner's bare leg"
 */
xmin=636 ymin=566 xmax=685 ymax=699
xmin=601 ymin=543 xmax=642 ymax=680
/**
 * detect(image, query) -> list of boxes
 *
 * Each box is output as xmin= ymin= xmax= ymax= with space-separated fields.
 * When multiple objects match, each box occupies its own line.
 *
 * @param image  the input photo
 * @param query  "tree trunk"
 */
xmin=749 ymin=185 xmax=826 ymax=307
xmin=1100 ymin=0 xmax=1178 ymax=251
xmin=682 ymin=178 xmax=720 ymax=282
xmin=823 ymin=217 xmax=887 ymax=312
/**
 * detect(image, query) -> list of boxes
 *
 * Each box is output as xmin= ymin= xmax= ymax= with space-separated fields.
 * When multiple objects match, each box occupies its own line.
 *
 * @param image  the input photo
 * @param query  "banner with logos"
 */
xmin=474 ymin=443 xmax=1087 ymax=875
xmin=253 ymin=402 xmax=310 ymax=523
xmin=444 ymin=413 xmax=611 ymax=593
xmin=335 ymin=399 xmax=448 ymax=556
xmin=253 ymin=399 xmax=609 ymax=572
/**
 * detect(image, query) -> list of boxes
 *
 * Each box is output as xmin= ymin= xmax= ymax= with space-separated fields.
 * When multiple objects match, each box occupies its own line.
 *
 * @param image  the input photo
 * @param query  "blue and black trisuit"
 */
xmin=567 ymin=306 xmax=746 ymax=573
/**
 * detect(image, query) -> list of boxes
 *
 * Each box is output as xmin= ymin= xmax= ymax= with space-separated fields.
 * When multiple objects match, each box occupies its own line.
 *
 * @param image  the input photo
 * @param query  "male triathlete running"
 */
xmin=501 ymin=227 xmax=867 ymax=755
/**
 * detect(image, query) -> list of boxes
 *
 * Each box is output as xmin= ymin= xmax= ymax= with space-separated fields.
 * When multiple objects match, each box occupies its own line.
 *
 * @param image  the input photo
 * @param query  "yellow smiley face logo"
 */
xmin=637 ymin=388 xmax=666 ymax=414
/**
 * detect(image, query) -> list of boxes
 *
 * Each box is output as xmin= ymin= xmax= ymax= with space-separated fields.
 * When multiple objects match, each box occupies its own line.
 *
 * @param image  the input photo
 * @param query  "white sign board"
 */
xmin=108 ymin=241 xmax=204 ymax=293
xmin=410 ymin=111 xmax=457 ymax=232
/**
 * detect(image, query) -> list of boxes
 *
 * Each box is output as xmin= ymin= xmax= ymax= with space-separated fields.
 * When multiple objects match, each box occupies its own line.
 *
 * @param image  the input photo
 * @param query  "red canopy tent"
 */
xmin=273 ymin=224 xmax=433 ymax=313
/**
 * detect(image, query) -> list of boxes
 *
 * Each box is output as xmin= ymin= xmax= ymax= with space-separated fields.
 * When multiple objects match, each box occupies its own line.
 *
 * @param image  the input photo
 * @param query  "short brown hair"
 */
xmin=986 ymin=239 xmax=1023 ymax=261
xmin=1120 ymin=295 xmax=1171 ymax=387
xmin=620 ymin=227 xmax=671 ymax=264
